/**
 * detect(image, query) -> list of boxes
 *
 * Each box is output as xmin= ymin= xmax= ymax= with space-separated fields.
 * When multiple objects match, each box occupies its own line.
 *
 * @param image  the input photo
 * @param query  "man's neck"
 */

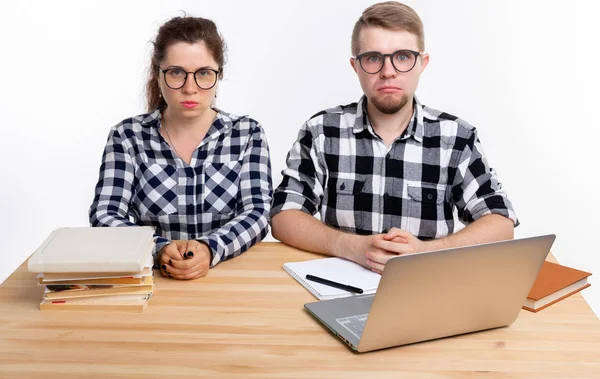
xmin=366 ymin=97 xmax=414 ymax=146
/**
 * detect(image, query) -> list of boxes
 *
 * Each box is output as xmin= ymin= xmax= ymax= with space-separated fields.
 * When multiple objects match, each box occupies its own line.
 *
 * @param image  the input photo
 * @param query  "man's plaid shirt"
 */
xmin=271 ymin=96 xmax=517 ymax=238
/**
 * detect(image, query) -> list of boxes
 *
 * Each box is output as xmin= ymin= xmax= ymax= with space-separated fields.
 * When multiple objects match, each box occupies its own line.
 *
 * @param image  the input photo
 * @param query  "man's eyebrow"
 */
xmin=164 ymin=65 xmax=216 ymax=71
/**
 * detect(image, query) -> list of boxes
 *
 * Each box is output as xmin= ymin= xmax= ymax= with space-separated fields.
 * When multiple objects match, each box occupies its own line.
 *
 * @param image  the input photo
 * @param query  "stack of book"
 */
xmin=28 ymin=227 xmax=156 ymax=312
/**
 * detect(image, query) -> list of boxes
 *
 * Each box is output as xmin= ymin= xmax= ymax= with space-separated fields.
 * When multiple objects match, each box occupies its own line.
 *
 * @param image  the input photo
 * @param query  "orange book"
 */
xmin=523 ymin=261 xmax=592 ymax=312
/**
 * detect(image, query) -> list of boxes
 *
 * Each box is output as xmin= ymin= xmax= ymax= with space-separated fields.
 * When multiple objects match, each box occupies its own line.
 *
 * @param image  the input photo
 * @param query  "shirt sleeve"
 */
xmin=270 ymin=121 xmax=326 ymax=218
xmin=451 ymin=128 xmax=519 ymax=226
xmin=196 ymin=123 xmax=273 ymax=267
xmin=88 ymin=126 xmax=171 ymax=261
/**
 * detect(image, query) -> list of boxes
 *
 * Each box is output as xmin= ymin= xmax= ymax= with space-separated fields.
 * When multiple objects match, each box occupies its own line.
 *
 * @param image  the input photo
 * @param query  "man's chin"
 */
xmin=371 ymin=94 xmax=409 ymax=115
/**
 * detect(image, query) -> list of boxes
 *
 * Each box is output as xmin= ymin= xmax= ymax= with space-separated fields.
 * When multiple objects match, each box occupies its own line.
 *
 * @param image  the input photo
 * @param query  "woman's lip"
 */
xmin=181 ymin=101 xmax=198 ymax=108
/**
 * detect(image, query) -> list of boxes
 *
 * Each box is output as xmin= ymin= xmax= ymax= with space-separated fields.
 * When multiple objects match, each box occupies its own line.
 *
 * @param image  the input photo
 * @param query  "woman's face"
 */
xmin=158 ymin=41 xmax=219 ymax=118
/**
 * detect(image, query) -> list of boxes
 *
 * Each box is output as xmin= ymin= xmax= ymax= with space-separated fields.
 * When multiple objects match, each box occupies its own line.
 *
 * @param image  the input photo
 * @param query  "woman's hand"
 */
xmin=158 ymin=240 xmax=211 ymax=280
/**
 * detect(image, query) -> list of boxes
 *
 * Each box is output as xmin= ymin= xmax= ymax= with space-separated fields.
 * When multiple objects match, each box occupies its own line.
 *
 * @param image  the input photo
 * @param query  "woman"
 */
xmin=89 ymin=16 xmax=272 ymax=280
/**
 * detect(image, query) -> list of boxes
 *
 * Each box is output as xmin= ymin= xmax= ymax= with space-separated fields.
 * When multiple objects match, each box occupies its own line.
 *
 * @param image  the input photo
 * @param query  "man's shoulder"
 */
xmin=306 ymin=101 xmax=360 ymax=125
xmin=421 ymin=104 xmax=476 ymax=138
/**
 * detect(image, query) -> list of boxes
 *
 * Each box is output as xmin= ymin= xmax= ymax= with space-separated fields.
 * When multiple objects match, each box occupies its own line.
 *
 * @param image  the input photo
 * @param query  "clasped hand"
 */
xmin=363 ymin=228 xmax=425 ymax=274
xmin=158 ymin=240 xmax=211 ymax=280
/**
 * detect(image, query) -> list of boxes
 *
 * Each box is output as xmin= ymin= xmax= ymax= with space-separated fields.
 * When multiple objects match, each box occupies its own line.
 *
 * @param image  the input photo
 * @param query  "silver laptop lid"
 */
xmin=357 ymin=235 xmax=555 ymax=352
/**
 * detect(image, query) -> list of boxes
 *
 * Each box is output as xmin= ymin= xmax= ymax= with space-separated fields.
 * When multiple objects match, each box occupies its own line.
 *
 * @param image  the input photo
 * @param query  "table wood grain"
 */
xmin=0 ymin=242 xmax=598 ymax=378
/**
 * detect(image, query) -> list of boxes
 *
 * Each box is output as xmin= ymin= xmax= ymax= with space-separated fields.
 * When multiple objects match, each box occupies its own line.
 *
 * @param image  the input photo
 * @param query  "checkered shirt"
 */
xmin=271 ymin=96 xmax=517 ymax=239
xmin=89 ymin=109 xmax=272 ymax=266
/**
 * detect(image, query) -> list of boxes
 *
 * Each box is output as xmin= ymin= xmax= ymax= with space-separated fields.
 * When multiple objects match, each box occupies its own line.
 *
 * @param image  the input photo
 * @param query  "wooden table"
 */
xmin=0 ymin=242 xmax=599 ymax=378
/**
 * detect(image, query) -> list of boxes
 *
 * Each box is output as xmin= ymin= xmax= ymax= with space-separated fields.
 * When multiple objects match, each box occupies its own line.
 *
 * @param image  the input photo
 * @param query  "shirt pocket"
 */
xmin=203 ymin=161 xmax=242 ymax=214
xmin=324 ymin=175 xmax=366 ymax=230
xmin=407 ymin=185 xmax=445 ymax=238
xmin=133 ymin=163 xmax=178 ymax=217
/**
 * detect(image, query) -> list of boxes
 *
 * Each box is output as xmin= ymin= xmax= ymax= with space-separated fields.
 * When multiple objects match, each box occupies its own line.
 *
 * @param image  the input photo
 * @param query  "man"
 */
xmin=270 ymin=1 xmax=517 ymax=274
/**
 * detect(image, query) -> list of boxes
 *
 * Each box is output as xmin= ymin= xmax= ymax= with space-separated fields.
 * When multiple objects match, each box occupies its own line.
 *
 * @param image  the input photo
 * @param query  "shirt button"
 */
xmin=190 ymin=234 xmax=196 ymax=239
xmin=427 ymin=193 xmax=434 ymax=200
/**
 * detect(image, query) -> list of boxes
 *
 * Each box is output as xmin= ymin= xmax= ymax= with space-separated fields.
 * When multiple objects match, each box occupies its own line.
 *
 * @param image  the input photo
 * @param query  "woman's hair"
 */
xmin=146 ymin=16 xmax=227 ymax=111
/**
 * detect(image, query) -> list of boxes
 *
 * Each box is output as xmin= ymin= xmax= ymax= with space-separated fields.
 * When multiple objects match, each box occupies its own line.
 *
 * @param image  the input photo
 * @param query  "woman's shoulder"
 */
xmin=109 ymin=110 xmax=161 ymax=138
xmin=216 ymin=109 xmax=263 ymax=133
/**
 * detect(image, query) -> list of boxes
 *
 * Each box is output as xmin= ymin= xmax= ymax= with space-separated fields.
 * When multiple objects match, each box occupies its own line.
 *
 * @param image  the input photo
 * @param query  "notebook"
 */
xmin=28 ymin=226 xmax=155 ymax=273
xmin=283 ymin=257 xmax=381 ymax=300
xmin=523 ymin=261 xmax=592 ymax=312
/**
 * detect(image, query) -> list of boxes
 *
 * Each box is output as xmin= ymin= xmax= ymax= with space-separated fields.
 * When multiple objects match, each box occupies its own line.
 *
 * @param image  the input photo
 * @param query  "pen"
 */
xmin=305 ymin=274 xmax=364 ymax=294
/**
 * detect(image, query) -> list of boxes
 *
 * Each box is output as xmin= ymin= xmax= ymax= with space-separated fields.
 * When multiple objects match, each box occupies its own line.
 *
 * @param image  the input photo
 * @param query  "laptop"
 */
xmin=304 ymin=235 xmax=555 ymax=353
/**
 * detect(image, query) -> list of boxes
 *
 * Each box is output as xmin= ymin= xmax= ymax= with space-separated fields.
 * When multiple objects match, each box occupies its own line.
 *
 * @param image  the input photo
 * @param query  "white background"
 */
xmin=0 ymin=0 xmax=598 ymax=316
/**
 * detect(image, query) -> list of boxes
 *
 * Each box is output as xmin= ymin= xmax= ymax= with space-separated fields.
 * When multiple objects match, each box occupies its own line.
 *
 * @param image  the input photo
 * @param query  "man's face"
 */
xmin=351 ymin=27 xmax=429 ymax=114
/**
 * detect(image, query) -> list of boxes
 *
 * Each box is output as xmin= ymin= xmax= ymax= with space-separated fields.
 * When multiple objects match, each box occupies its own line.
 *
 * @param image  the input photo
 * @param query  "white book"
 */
xmin=283 ymin=257 xmax=381 ymax=300
xmin=37 ymin=255 xmax=154 ymax=281
xmin=28 ymin=227 xmax=155 ymax=273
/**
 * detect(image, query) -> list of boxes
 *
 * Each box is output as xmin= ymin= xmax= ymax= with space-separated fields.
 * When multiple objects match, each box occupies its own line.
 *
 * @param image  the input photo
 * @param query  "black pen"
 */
xmin=305 ymin=274 xmax=364 ymax=294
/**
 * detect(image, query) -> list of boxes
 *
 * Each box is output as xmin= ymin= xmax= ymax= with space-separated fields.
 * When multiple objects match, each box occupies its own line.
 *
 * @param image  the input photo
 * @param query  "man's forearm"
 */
xmin=271 ymin=210 xmax=360 ymax=261
xmin=424 ymin=214 xmax=514 ymax=252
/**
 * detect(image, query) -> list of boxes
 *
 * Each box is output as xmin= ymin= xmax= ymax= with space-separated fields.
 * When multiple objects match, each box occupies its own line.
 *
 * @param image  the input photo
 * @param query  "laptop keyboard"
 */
xmin=336 ymin=314 xmax=369 ymax=339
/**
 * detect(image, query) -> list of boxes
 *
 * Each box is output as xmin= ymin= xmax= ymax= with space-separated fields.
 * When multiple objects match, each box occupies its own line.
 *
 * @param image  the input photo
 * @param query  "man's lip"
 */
xmin=378 ymin=86 xmax=401 ymax=91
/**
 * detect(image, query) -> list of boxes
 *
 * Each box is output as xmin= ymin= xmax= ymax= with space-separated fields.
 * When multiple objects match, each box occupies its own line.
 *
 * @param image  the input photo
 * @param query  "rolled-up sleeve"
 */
xmin=451 ymin=128 xmax=519 ymax=226
xmin=270 ymin=122 xmax=326 ymax=218
xmin=89 ymin=127 xmax=137 ymax=228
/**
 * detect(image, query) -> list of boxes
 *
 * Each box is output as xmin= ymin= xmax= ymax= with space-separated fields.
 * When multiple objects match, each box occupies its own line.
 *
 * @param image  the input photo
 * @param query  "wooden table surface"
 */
xmin=0 ymin=242 xmax=599 ymax=378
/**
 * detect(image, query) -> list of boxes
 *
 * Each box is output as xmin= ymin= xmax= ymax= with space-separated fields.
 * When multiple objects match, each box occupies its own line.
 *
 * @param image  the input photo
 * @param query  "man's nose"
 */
xmin=379 ymin=56 xmax=397 ymax=78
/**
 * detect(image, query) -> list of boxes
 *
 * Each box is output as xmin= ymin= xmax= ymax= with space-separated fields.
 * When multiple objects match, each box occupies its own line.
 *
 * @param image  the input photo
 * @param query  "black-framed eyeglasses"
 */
xmin=160 ymin=67 xmax=220 ymax=90
xmin=354 ymin=49 xmax=423 ymax=74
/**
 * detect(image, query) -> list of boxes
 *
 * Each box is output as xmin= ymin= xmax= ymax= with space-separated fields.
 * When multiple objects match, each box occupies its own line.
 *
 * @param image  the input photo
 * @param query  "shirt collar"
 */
xmin=141 ymin=108 xmax=237 ymax=141
xmin=405 ymin=96 xmax=424 ymax=143
xmin=352 ymin=95 xmax=424 ymax=143
xmin=205 ymin=108 xmax=235 ymax=140
xmin=352 ymin=96 xmax=370 ymax=134
xmin=141 ymin=109 xmax=161 ymax=126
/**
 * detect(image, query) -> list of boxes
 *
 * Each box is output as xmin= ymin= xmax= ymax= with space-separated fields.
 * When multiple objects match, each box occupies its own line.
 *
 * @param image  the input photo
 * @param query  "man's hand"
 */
xmin=158 ymin=240 xmax=211 ymax=280
xmin=365 ymin=228 xmax=425 ymax=274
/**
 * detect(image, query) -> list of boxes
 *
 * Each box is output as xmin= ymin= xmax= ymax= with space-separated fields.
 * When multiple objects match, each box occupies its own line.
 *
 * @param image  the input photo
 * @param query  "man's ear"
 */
xmin=419 ymin=52 xmax=430 ymax=73
xmin=350 ymin=57 xmax=358 ymax=74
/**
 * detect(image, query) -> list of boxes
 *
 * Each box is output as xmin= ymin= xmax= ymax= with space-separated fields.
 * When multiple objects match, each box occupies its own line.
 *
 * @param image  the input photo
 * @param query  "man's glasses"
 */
xmin=354 ymin=49 xmax=423 ymax=74
xmin=160 ymin=67 xmax=220 ymax=90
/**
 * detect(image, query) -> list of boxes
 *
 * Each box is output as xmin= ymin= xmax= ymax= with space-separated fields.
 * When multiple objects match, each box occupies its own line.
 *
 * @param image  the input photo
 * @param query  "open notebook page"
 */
xmin=283 ymin=257 xmax=381 ymax=300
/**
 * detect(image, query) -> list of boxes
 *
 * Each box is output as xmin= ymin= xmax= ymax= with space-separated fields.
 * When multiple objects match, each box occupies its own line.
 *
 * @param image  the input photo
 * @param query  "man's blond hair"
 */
xmin=351 ymin=1 xmax=425 ymax=55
